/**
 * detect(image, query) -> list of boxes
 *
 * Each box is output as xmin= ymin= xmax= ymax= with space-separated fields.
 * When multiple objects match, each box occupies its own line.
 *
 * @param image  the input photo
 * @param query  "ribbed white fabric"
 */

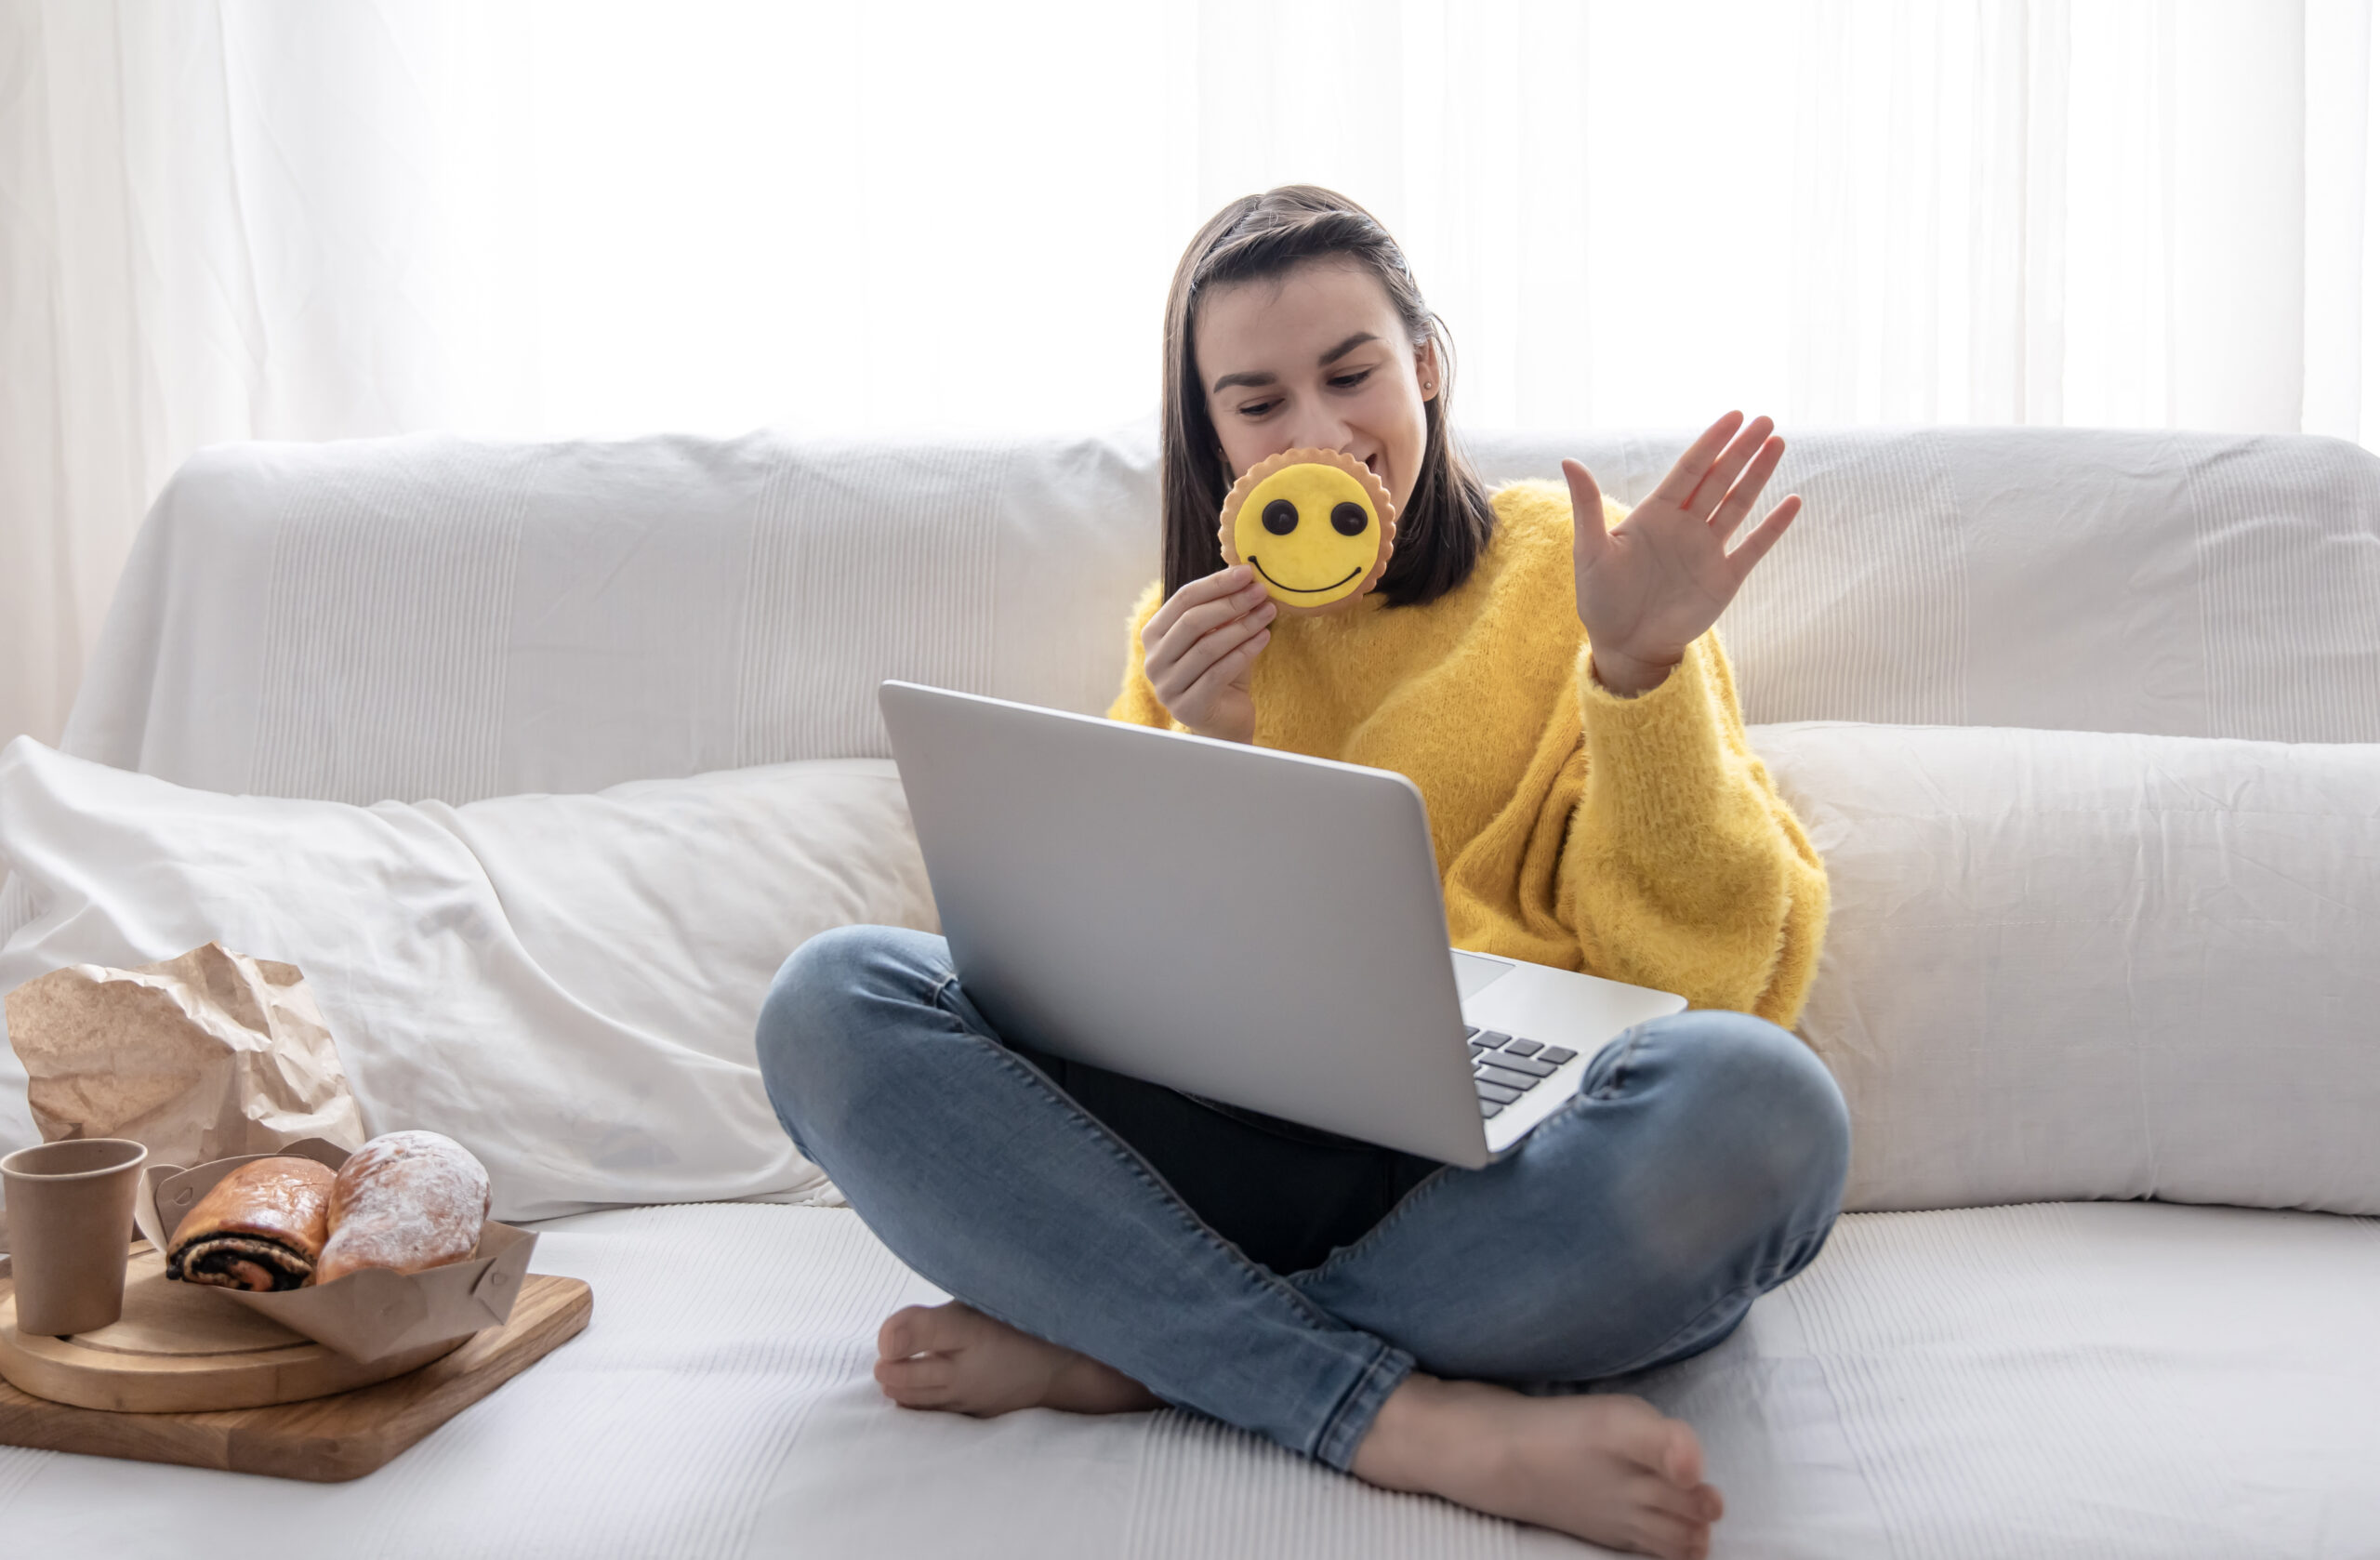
xmin=7 ymin=1201 xmax=2368 ymax=1558
xmin=252 ymin=440 xmax=539 ymax=802
xmin=734 ymin=439 xmax=1012 ymax=769
xmin=1718 ymin=430 xmax=1975 ymax=727
xmin=1116 ymin=1413 xmax=1526 ymax=1560
xmin=2187 ymin=434 xmax=2380 ymax=741
xmin=1739 ymin=1204 xmax=2380 ymax=1558
xmin=44 ymin=425 xmax=2380 ymax=829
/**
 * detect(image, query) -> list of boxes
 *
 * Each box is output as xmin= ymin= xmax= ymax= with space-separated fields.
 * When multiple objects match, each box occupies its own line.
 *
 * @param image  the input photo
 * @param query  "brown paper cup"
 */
xmin=2 ymin=1138 xmax=151 ymax=1337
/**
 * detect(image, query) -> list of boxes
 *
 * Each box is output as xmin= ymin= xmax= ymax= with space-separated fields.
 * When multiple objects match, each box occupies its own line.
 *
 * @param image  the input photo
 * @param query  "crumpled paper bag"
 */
xmin=5 ymin=942 xmax=367 ymax=1168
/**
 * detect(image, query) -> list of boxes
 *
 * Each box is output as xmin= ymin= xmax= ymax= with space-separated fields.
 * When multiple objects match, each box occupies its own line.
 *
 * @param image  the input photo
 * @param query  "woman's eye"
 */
xmin=1238 ymin=400 xmax=1278 ymax=419
xmin=1330 ymin=369 xmax=1373 ymax=390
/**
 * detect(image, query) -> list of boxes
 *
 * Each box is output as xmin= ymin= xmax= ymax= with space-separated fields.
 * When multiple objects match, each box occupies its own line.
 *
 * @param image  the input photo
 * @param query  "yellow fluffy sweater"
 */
xmin=1108 ymin=481 xmax=1828 ymax=1028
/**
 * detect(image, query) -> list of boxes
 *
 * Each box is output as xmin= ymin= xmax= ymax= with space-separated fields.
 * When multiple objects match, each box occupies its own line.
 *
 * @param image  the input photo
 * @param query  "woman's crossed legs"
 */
xmin=757 ymin=926 xmax=1848 ymax=1560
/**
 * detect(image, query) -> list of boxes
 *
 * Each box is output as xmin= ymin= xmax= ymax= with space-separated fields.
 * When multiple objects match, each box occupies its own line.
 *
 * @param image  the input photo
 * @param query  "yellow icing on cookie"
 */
xmin=1233 ymin=462 xmax=1388 ymax=610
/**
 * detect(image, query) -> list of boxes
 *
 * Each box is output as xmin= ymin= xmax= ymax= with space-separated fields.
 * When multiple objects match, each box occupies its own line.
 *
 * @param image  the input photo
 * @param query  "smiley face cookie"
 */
xmin=1218 ymin=448 xmax=1398 ymax=615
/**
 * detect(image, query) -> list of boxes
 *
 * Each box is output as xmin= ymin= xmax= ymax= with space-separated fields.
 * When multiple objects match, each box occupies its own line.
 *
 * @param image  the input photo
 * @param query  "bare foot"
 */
xmin=1351 ymin=1373 xmax=1723 ymax=1559
xmin=874 ymin=1302 xmax=1161 ymax=1417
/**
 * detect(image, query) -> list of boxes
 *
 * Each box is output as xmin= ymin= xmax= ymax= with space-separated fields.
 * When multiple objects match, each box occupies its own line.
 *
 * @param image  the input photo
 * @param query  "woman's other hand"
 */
xmin=1562 ymin=411 xmax=1801 ymax=697
xmin=1141 ymin=564 xmax=1276 ymax=743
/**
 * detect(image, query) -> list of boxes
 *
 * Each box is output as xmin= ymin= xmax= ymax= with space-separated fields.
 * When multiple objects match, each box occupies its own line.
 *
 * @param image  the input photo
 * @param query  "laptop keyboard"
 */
xmin=1467 ymin=1027 xmax=1580 ymax=1118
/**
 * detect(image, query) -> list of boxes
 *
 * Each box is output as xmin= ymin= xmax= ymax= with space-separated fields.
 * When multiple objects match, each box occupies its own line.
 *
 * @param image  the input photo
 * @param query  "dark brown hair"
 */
xmin=1159 ymin=185 xmax=1497 ymax=608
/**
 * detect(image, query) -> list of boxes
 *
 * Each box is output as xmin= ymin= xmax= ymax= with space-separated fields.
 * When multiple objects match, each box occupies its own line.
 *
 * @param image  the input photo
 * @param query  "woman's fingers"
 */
xmin=1143 ymin=564 xmax=1256 ymax=648
xmin=1152 ymin=601 xmax=1274 ymax=703
xmin=1181 ymin=624 xmax=1272 ymax=709
xmin=1705 ymin=434 xmax=1785 ymax=542
xmin=1724 ymin=494 xmax=1802 ymax=583
xmin=1146 ymin=577 xmax=1268 ymax=678
xmin=1561 ymin=458 xmax=1610 ymax=562
xmin=1647 ymin=411 xmax=1746 ymax=509
xmin=1688 ymin=416 xmax=1777 ymax=522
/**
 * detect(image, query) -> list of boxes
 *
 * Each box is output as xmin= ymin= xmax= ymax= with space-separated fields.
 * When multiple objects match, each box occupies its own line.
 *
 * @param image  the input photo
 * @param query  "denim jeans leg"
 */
xmin=754 ymin=924 xmax=1414 ymax=1469
xmin=1289 ymin=1009 xmax=1851 ymax=1385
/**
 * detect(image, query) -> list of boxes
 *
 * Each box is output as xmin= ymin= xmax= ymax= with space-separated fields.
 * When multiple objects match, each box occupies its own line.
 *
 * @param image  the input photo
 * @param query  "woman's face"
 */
xmin=1194 ymin=258 xmax=1438 ymax=515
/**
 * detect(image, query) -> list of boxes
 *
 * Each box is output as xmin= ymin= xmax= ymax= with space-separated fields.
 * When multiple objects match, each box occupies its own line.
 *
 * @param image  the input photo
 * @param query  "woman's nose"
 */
xmin=1280 ymin=412 xmax=1354 ymax=455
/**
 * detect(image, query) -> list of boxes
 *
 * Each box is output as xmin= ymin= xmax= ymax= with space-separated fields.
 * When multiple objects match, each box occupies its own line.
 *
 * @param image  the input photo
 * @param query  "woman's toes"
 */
xmin=1630 ymin=1509 xmax=1710 ymax=1560
xmin=869 ymin=1302 xmax=1150 ymax=1420
xmin=1631 ymin=1471 xmax=1716 ymax=1526
xmin=879 ymin=1302 xmax=980 ymax=1360
xmin=877 ymin=1305 xmax=932 ymax=1359
xmin=875 ymin=1354 xmax=958 ymax=1407
xmin=1656 ymin=1420 xmax=1706 ymax=1489
xmin=1598 ymin=1395 xmax=1702 ymax=1482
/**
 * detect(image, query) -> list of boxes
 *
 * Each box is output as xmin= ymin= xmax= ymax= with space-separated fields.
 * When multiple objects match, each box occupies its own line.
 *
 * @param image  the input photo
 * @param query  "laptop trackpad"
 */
xmin=1450 ymin=949 xmax=1515 ymax=1003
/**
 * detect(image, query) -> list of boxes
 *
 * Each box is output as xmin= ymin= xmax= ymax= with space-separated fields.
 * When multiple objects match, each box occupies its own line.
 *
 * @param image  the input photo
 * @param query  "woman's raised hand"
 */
xmin=1563 ymin=411 xmax=1802 ymax=697
xmin=1140 ymin=564 xmax=1276 ymax=744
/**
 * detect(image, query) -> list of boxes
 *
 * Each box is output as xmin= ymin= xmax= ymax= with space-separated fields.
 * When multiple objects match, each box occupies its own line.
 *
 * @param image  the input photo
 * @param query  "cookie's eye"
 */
xmin=1263 ymin=498 xmax=1300 ymax=535
xmin=1330 ymin=502 xmax=1368 ymax=536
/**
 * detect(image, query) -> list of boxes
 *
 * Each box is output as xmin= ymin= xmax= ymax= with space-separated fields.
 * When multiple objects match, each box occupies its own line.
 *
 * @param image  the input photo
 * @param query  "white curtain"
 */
xmin=7 ymin=0 xmax=2379 ymax=751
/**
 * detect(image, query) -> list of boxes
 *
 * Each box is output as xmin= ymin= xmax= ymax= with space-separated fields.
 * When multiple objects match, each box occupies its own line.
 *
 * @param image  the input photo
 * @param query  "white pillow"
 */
xmin=1753 ymin=721 xmax=2380 ymax=1215
xmin=0 ymin=739 xmax=935 ymax=1220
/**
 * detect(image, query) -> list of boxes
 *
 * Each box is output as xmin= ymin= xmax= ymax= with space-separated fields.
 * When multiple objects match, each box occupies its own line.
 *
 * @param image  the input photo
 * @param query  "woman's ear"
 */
xmin=1416 ymin=340 xmax=1442 ymax=402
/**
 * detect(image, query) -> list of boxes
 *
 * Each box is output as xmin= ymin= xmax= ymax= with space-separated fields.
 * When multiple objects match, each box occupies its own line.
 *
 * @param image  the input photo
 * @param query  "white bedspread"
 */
xmin=2 ymin=1200 xmax=2372 ymax=1558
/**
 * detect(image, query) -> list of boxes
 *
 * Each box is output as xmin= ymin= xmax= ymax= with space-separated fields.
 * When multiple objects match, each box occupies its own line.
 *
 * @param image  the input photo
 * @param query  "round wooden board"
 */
xmin=0 ymin=1249 xmax=469 ymax=1413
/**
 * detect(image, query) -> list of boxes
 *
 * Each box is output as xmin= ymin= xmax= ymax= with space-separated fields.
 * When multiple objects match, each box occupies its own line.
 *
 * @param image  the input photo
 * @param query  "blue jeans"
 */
xmin=757 ymin=925 xmax=1848 ymax=1472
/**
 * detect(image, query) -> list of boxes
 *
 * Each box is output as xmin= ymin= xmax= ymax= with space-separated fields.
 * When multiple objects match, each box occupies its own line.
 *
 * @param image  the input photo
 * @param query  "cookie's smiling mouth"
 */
xmin=1250 ymin=558 xmax=1365 ymax=596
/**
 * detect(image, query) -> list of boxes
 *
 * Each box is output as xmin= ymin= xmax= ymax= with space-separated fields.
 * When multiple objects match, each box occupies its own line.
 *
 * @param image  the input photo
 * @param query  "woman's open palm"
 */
xmin=1564 ymin=412 xmax=1801 ymax=694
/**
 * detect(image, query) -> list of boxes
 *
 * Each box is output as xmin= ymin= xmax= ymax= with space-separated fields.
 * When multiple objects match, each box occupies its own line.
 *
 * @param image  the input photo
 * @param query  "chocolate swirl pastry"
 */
xmin=165 ymin=1156 xmax=337 ymax=1291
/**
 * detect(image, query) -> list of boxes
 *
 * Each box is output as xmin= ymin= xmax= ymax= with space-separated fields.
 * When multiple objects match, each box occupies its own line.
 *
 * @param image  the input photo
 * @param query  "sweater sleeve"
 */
xmin=1560 ymin=631 xmax=1829 ymax=1027
xmin=1104 ymin=580 xmax=1180 ymax=729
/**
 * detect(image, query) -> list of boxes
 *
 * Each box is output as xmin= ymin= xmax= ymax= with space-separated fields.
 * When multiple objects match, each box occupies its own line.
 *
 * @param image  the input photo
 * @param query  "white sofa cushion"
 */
xmin=0 ymin=738 xmax=936 ymax=1218
xmin=1755 ymin=721 xmax=2380 ymax=1214
xmin=14 ymin=719 xmax=2373 ymax=1222
xmin=47 ymin=428 xmax=2380 ymax=822
xmin=55 ymin=428 xmax=1167 ymax=805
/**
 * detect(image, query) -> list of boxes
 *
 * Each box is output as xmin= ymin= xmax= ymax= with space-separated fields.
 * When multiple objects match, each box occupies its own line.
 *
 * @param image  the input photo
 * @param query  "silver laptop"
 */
xmin=878 ymin=681 xmax=1686 ymax=1170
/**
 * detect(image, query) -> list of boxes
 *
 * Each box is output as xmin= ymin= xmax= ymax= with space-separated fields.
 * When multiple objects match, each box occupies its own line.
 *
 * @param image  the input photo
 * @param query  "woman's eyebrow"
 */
xmin=1317 ymin=332 xmax=1382 ymax=366
xmin=1211 ymin=332 xmax=1383 ymax=394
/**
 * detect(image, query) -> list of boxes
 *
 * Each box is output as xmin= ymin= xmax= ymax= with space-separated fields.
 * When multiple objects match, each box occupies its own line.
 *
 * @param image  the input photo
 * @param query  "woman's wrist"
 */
xmin=1588 ymin=647 xmax=1679 ymax=699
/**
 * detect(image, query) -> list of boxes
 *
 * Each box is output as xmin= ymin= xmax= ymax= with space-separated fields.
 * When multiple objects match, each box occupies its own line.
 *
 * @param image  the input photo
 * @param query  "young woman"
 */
xmin=757 ymin=186 xmax=1847 ymax=1560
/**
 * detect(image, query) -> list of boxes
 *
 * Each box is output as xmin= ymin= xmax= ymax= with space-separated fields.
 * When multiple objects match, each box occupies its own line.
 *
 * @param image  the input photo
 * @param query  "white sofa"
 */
xmin=0 ymin=423 xmax=2375 ymax=1557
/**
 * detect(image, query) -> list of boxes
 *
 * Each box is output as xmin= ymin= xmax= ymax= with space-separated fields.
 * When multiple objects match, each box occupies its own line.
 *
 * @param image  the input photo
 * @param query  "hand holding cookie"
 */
xmin=1142 ymin=565 xmax=1275 ymax=745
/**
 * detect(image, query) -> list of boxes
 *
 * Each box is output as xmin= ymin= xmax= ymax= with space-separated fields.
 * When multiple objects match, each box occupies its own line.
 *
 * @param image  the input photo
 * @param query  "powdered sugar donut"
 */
xmin=315 ymin=1130 xmax=491 ymax=1286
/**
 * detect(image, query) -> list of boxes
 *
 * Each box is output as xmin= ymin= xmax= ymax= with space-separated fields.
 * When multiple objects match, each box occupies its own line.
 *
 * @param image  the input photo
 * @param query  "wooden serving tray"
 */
xmin=0 ymin=1248 xmax=475 ymax=1412
xmin=0 ymin=1249 xmax=591 ymax=1481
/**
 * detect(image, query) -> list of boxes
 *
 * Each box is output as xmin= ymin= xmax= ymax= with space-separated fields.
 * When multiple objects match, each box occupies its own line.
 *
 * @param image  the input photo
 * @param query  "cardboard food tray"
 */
xmin=133 ymin=1137 xmax=533 ymax=1363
